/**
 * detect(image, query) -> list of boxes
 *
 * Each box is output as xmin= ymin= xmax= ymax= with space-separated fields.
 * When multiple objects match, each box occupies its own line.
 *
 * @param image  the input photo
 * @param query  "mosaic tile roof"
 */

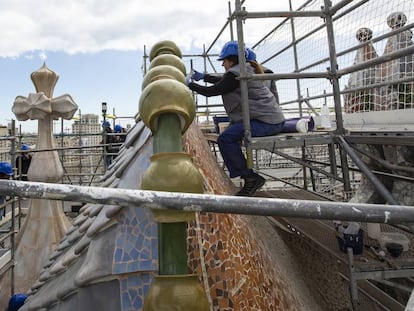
xmin=19 ymin=120 xmax=301 ymax=310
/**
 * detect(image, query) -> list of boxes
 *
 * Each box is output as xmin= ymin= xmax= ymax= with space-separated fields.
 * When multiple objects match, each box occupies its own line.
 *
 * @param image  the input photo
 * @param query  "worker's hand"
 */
xmin=185 ymin=73 xmax=192 ymax=86
xmin=191 ymin=70 xmax=204 ymax=81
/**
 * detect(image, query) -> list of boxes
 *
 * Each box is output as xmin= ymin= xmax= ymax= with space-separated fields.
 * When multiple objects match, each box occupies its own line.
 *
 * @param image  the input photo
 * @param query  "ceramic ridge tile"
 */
xmin=86 ymin=207 xmax=115 ymax=237
xmin=61 ymin=248 xmax=80 ymax=267
xmin=77 ymin=216 xmax=96 ymax=234
xmin=78 ymin=203 xmax=90 ymax=214
xmin=79 ymin=203 xmax=93 ymax=215
xmin=105 ymin=204 xmax=123 ymax=219
xmin=38 ymin=270 xmax=50 ymax=282
xmin=73 ymin=235 xmax=92 ymax=255
xmin=49 ymin=259 xmax=66 ymax=275
xmin=67 ymin=227 xmax=82 ymax=244
xmin=72 ymin=213 xmax=89 ymax=226
xmin=88 ymin=204 xmax=104 ymax=217
xmin=48 ymin=249 xmax=63 ymax=260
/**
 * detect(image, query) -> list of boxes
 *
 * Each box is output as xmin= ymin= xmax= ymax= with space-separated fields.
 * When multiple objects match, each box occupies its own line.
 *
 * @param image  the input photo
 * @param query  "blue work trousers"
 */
xmin=217 ymin=120 xmax=285 ymax=178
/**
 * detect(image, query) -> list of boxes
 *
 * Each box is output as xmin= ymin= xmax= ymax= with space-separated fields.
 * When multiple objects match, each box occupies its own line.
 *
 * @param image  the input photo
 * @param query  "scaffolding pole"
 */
xmin=0 ymin=180 xmax=413 ymax=224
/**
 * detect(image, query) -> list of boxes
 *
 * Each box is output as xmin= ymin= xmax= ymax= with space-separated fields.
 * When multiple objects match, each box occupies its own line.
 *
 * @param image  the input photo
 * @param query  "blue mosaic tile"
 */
xmin=136 ymin=235 xmax=144 ymax=250
xmin=123 ymin=252 xmax=133 ymax=262
xmin=114 ymin=206 xmax=158 ymax=274
xmin=114 ymin=262 xmax=128 ymax=274
xmin=128 ymin=289 xmax=138 ymax=299
xmin=140 ymin=247 xmax=149 ymax=259
xmin=130 ymin=248 xmax=139 ymax=259
xmin=151 ymin=238 xmax=157 ymax=254
xmin=139 ymin=260 xmax=152 ymax=271
xmin=115 ymin=248 xmax=123 ymax=262
xmin=128 ymin=275 xmax=142 ymax=288
xmin=121 ymin=291 xmax=132 ymax=308
xmin=145 ymin=224 xmax=153 ymax=236
xmin=142 ymin=273 xmax=150 ymax=283
xmin=143 ymin=283 xmax=151 ymax=294
xmin=120 ymin=273 xmax=155 ymax=311
xmin=133 ymin=296 xmax=143 ymax=309
xmin=127 ymin=260 xmax=140 ymax=271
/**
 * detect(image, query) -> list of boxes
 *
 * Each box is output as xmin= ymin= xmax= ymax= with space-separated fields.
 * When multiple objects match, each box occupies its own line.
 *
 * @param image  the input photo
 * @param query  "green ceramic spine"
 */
xmin=153 ymin=114 xmax=188 ymax=275
xmin=140 ymin=40 xmax=209 ymax=310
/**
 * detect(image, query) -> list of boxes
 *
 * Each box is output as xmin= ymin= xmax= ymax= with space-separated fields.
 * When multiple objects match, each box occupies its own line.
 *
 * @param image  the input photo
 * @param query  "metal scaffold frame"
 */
xmin=180 ymin=0 xmax=414 ymax=204
xmin=173 ymin=0 xmax=414 ymax=309
xmin=0 ymin=0 xmax=412 ymax=309
xmin=0 ymin=110 xmax=132 ymax=299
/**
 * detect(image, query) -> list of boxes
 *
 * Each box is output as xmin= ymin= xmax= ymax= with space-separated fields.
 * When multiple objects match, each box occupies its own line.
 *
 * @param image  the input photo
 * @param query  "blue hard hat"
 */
xmin=8 ymin=293 xmax=27 ymax=311
xmin=0 ymin=162 xmax=13 ymax=176
xmin=245 ymin=48 xmax=256 ymax=61
xmin=102 ymin=121 xmax=111 ymax=128
xmin=218 ymin=41 xmax=242 ymax=60
xmin=114 ymin=124 xmax=123 ymax=133
xmin=21 ymin=144 xmax=30 ymax=151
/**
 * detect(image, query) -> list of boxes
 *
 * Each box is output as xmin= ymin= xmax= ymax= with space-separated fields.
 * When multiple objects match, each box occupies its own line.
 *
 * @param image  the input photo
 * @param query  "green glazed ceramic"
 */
xmin=143 ymin=274 xmax=210 ymax=311
xmin=149 ymin=40 xmax=182 ymax=61
xmin=139 ymin=79 xmax=195 ymax=133
xmin=142 ymin=152 xmax=203 ymax=222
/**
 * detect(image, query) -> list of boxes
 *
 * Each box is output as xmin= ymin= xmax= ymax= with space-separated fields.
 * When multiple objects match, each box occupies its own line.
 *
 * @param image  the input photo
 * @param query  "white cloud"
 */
xmin=39 ymin=51 xmax=47 ymax=61
xmin=0 ymin=0 xmax=305 ymax=58
xmin=0 ymin=0 xmax=307 ymax=132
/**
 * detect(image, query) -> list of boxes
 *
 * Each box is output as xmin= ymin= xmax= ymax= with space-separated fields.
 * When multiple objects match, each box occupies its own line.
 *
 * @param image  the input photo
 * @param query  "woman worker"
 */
xmin=187 ymin=41 xmax=285 ymax=196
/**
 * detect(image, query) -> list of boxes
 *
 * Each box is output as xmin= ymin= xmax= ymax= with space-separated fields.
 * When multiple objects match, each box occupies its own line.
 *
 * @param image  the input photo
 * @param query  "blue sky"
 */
xmin=1 ymin=50 xmax=143 ymax=132
xmin=0 ymin=1 xmax=304 ymax=133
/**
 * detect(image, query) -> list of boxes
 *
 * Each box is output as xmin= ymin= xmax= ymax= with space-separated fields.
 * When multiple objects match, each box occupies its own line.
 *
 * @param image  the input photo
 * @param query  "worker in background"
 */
xmin=111 ymin=124 xmax=126 ymax=157
xmin=8 ymin=293 xmax=27 ymax=311
xmin=187 ymin=41 xmax=285 ymax=196
xmin=101 ymin=121 xmax=115 ymax=168
xmin=0 ymin=162 xmax=13 ymax=219
xmin=15 ymin=144 xmax=32 ymax=181
xmin=114 ymin=124 xmax=127 ymax=143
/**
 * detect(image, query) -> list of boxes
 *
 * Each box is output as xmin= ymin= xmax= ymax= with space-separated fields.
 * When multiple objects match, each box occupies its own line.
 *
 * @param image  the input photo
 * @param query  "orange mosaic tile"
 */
xmin=183 ymin=123 xmax=301 ymax=310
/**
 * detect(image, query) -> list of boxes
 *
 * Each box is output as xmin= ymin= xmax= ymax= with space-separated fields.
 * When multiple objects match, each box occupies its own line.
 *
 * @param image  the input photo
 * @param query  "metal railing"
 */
xmin=0 ymin=179 xmax=412 ymax=224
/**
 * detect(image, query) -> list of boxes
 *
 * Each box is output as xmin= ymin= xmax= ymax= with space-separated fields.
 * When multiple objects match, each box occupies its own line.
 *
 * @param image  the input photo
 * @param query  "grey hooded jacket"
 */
xmin=223 ymin=63 xmax=285 ymax=124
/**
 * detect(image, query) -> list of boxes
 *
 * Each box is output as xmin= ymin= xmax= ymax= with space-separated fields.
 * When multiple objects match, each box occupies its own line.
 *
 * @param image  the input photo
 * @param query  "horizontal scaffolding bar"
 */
xmin=242 ymin=10 xmax=325 ymax=19
xmin=0 ymin=180 xmax=413 ymax=224
xmin=337 ymin=45 xmax=414 ymax=77
xmin=243 ymin=72 xmax=330 ymax=80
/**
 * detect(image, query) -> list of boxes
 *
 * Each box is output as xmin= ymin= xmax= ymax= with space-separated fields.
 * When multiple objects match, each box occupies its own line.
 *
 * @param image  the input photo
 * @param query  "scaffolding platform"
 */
xmin=205 ymin=131 xmax=334 ymax=150
xmin=344 ymin=130 xmax=414 ymax=146
xmin=260 ymin=189 xmax=414 ymax=309
xmin=206 ymin=129 xmax=414 ymax=151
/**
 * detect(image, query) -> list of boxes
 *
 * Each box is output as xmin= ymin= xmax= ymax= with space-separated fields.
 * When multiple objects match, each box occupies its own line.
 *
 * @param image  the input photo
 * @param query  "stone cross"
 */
xmin=0 ymin=63 xmax=78 ymax=300
xmin=12 ymin=63 xmax=78 ymax=182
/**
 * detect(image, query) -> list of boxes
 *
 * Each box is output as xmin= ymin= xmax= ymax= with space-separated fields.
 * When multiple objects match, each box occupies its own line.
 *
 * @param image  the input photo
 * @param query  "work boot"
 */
xmin=236 ymin=172 xmax=265 ymax=196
